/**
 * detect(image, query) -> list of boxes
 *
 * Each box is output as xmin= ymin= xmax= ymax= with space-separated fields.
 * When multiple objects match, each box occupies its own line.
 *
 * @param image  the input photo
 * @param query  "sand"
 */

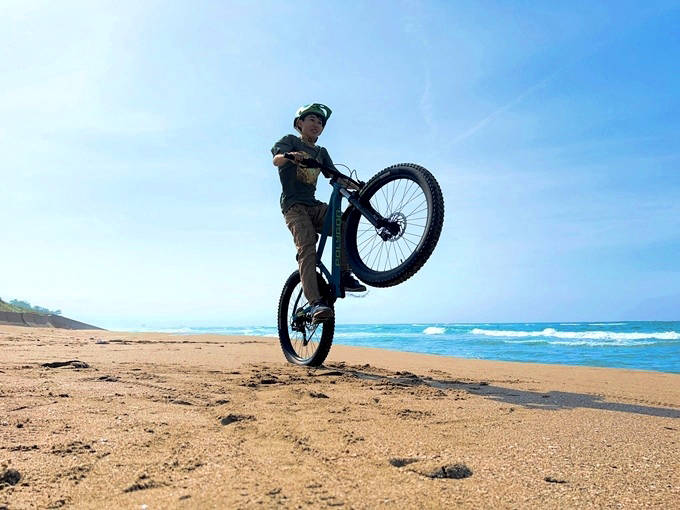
xmin=0 ymin=326 xmax=678 ymax=509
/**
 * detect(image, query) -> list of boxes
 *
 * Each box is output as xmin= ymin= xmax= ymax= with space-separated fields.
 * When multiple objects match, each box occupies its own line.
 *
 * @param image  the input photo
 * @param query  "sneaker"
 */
xmin=310 ymin=302 xmax=333 ymax=323
xmin=341 ymin=271 xmax=367 ymax=292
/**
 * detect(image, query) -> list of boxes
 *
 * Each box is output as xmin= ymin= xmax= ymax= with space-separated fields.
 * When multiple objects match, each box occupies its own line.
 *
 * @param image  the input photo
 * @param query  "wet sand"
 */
xmin=1 ymin=326 xmax=678 ymax=509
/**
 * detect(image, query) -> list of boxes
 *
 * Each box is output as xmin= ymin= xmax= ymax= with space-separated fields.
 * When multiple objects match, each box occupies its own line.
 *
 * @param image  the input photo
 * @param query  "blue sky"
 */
xmin=1 ymin=0 xmax=679 ymax=329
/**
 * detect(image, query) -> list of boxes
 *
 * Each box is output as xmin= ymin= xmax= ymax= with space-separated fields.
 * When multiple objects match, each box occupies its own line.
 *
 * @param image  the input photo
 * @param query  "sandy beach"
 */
xmin=0 ymin=325 xmax=678 ymax=509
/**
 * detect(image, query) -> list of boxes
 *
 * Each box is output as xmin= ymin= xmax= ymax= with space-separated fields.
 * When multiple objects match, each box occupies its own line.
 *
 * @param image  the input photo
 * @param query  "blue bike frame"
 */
xmin=316 ymin=173 xmax=390 ymax=302
xmin=315 ymin=179 xmax=346 ymax=301
xmin=283 ymin=153 xmax=389 ymax=304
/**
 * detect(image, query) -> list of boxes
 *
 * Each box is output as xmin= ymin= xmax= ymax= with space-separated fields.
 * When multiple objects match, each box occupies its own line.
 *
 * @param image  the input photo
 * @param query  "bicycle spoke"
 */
xmin=383 ymin=241 xmax=392 ymax=271
xmin=371 ymin=238 xmax=386 ymax=269
xmin=379 ymin=185 xmax=392 ymax=217
xmin=393 ymin=180 xmax=416 ymax=213
xmin=395 ymin=237 xmax=409 ymax=263
xmin=408 ymin=203 xmax=428 ymax=218
xmin=385 ymin=242 xmax=396 ymax=271
xmin=396 ymin=188 xmax=424 ymax=215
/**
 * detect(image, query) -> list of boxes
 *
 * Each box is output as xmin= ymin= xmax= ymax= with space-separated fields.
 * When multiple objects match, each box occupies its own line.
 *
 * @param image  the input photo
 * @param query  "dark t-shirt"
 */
xmin=271 ymin=134 xmax=336 ymax=214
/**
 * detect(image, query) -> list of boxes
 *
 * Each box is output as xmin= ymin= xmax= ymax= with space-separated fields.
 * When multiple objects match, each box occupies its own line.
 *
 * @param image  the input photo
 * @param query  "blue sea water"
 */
xmin=130 ymin=322 xmax=680 ymax=374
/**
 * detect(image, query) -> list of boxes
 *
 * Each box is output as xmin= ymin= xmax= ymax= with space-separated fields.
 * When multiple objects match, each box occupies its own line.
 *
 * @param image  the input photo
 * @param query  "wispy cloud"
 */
xmin=401 ymin=0 xmax=437 ymax=137
xmin=420 ymin=63 xmax=437 ymax=137
xmin=430 ymin=68 xmax=563 ymax=158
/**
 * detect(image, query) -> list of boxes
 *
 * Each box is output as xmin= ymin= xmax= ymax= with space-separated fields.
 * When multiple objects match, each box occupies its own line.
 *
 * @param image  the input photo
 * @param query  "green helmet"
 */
xmin=293 ymin=103 xmax=332 ymax=130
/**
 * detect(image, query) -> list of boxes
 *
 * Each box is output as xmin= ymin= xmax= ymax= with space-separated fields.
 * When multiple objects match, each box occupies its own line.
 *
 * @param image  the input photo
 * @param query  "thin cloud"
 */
xmin=401 ymin=0 xmax=437 ymax=137
xmin=430 ymin=68 xmax=563 ymax=158
xmin=420 ymin=63 xmax=437 ymax=137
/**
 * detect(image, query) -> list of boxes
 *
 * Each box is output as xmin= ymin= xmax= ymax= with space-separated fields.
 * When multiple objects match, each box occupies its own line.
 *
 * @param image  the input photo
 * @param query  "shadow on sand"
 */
xmin=321 ymin=364 xmax=680 ymax=420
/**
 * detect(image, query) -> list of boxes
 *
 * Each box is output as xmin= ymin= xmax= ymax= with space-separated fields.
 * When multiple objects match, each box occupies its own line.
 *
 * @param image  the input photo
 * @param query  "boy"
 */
xmin=271 ymin=103 xmax=366 ymax=322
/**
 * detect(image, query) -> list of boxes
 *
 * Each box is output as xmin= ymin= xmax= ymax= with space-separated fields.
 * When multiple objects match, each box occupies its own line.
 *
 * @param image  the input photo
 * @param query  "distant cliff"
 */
xmin=0 ymin=299 xmax=103 ymax=330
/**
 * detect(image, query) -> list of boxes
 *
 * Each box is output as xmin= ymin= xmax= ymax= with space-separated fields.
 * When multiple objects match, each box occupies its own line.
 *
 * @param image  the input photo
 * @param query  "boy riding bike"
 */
xmin=272 ymin=103 xmax=366 ymax=323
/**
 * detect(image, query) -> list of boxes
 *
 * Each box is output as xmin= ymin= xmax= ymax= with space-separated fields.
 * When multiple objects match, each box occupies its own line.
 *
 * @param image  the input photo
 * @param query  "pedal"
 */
xmin=311 ymin=314 xmax=332 ymax=325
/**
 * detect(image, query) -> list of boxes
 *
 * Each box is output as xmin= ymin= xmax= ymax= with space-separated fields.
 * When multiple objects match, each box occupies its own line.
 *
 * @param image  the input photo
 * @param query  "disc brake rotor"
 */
xmin=377 ymin=212 xmax=407 ymax=242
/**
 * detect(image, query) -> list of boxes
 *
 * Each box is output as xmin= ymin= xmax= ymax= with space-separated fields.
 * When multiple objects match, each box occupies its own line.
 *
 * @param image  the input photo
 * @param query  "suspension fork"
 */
xmin=344 ymin=190 xmax=400 ymax=237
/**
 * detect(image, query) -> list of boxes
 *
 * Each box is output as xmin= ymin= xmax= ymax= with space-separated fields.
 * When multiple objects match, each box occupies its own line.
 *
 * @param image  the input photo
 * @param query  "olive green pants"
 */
xmin=284 ymin=203 xmax=348 ymax=305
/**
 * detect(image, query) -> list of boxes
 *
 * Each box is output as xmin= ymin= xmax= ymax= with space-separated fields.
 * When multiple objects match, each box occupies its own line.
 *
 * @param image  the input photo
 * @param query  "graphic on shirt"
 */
xmin=297 ymin=151 xmax=321 ymax=185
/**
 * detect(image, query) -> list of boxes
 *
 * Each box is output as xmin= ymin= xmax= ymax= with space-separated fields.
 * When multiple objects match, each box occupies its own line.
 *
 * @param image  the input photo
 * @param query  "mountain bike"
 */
xmin=277 ymin=155 xmax=445 ymax=366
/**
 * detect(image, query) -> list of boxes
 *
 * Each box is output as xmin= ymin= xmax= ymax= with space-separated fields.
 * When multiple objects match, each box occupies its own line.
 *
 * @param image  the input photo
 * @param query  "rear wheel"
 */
xmin=277 ymin=271 xmax=335 ymax=366
xmin=345 ymin=164 xmax=444 ymax=287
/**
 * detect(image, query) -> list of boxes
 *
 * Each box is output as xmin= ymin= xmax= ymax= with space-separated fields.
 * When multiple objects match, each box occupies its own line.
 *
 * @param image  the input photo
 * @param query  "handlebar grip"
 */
xmin=300 ymin=158 xmax=321 ymax=168
xmin=282 ymin=153 xmax=321 ymax=169
xmin=282 ymin=153 xmax=336 ymax=179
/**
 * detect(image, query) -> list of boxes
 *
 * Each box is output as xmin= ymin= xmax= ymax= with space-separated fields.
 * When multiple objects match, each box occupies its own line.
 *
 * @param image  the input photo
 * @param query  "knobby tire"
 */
xmin=277 ymin=271 xmax=335 ymax=367
xmin=345 ymin=163 xmax=444 ymax=288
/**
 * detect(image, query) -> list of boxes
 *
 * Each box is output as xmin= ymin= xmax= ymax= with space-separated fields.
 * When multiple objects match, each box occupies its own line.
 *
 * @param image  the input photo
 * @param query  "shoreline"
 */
xmin=108 ymin=321 xmax=680 ymax=375
xmin=1 ymin=326 xmax=678 ymax=508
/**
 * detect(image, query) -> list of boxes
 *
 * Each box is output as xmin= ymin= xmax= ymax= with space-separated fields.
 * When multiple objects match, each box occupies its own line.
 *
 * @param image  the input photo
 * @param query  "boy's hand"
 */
xmin=274 ymin=152 xmax=303 ymax=167
xmin=285 ymin=152 xmax=304 ymax=163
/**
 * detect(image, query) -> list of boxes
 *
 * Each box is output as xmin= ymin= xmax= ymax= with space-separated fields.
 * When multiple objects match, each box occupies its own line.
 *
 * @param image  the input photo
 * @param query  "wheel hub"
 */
xmin=377 ymin=212 xmax=407 ymax=242
xmin=291 ymin=308 xmax=308 ymax=333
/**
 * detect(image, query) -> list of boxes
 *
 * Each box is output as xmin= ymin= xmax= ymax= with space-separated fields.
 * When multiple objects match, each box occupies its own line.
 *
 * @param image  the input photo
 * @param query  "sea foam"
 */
xmin=472 ymin=328 xmax=680 ymax=342
xmin=423 ymin=327 xmax=447 ymax=335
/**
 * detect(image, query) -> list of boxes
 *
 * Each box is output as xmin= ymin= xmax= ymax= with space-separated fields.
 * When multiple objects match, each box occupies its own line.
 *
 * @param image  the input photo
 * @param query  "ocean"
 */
xmin=129 ymin=322 xmax=680 ymax=374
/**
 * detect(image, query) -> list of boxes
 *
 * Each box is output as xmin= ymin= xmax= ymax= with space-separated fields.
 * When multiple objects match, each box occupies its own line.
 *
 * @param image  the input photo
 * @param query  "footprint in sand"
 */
xmin=220 ymin=414 xmax=255 ymax=426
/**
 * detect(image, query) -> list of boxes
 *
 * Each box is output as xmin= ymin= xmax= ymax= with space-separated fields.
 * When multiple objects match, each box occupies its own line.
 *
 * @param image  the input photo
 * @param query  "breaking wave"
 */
xmin=423 ymin=327 xmax=447 ymax=335
xmin=471 ymin=328 xmax=680 ymax=342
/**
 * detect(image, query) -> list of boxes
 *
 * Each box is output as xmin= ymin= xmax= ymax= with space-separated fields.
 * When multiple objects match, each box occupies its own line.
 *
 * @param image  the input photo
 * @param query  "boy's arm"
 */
xmin=272 ymin=135 xmax=302 ymax=167
xmin=273 ymin=152 xmax=303 ymax=166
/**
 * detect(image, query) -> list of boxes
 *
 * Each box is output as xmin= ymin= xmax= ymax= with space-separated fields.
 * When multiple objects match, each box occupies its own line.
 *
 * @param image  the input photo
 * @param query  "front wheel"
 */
xmin=345 ymin=163 xmax=444 ymax=288
xmin=277 ymin=271 xmax=335 ymax=366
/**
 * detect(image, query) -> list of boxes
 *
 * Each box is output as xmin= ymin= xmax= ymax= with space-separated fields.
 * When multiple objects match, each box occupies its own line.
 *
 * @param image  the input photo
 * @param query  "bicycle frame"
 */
xmin=283 ymin=153 xmax=397 ymax=304
xmin=315 ymin=179 xmax=346 ymax=301
xmin=315 ymin=168 xmax=393 ymax=301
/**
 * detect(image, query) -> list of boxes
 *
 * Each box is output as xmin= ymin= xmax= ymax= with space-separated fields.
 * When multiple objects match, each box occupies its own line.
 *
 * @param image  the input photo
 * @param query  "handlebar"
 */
xmin=283 ymin=152 xmax=364 ymax=189
xmin=283 ymin=153 xmax=322 ymax=168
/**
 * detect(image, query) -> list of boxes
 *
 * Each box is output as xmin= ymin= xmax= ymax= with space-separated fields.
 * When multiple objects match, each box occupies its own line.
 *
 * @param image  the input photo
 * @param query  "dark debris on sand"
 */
xmin=389 ymin=458 xmax=419 ymax=468
xmin=427 ymin=464 xmax=473 ymax=480
xmin=220 ymin=414 xmax=255 ymax=426
xmin=544 ymin=476 xmax=568 ymax=484
xmin=41 ymin=360 xmax=89 ymax=369
xmin=0 ymin=468 xmax=22 ymax=486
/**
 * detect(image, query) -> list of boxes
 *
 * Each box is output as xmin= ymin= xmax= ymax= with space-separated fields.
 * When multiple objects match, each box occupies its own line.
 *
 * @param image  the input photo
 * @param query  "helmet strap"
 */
xmin=300 ymin=134 xmax=317 ymax=146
